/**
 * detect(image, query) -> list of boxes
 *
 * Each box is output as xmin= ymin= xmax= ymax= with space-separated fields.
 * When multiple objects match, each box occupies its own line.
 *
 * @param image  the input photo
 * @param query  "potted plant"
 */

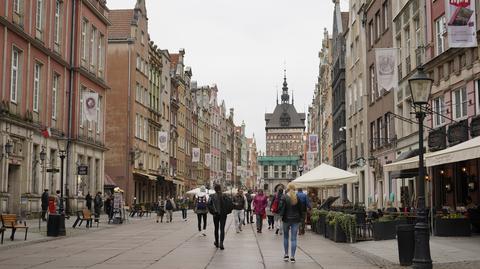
xmin=317 ymin=210 xmax=328 ymax=235
xmin=372 ymin=215 xmax=397 ymax=241
xmin=310 ymin=209 xmax=319 ymax=233
xmin=435 ymin=213 xmax=471 ymax=236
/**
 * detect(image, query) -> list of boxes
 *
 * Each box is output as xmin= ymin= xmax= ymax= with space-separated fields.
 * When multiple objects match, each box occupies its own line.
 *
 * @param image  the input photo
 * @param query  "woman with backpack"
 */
xmin=194 ymin=186 xmax=209 ymax=235
xmin=279 ymin=183 xmax=306 ymax=263
xmin=164 ymin=195 xmax=176 ymax=223
xmin=272 ymin=188 xmax=284 ymax=235
xmin=156 ymin=196 xmax=165 ymax=223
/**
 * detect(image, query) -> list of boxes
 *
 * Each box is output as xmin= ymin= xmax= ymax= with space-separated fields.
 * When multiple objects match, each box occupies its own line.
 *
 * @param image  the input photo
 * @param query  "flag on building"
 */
xmin=41 ymin=127 xmax=51 ymax=138
xmin=192 ymin=148 xmax=200 ymax=162
xmin=158 ymin=131 xmax=168 ymax=151
xmin=308 ymin=134 xmax=318 ymax=153
xmin=445 ymin=0 xmax=477 ymax=47
xmin=375 ymin=48 xmax=398 ymax=93
xmin=83 ymin=92 xmax=99 ymax=122
xmin=205 ymin=153 xmax=211 ymax=167
xmin=226 ymin=161 xmax=232 ymax=173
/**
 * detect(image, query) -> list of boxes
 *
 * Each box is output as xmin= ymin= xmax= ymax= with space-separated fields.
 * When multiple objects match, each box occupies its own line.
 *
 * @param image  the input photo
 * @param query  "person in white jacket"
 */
xmin=194 ymin=186 xmax=209 ymax=235
xmin=232 ymin=188 xmax=247 ymax=233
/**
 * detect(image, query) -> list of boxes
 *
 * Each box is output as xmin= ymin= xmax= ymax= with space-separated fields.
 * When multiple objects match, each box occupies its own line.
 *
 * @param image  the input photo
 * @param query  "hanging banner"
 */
xmin=308 ymin=134 xmax=318 ymax=153
xmin=205 ymin=153 xmax=211 ymax=167
xmin=158 ymin=131 xmax=168 ymax=151
xmin=226 ymin=161 xmax=232 ymax=173
xmin=375 ymin=48 xmax=398 ymax=93
xmin=445 ymin=0 xmax=477 ymax=48
xmin=307 ymin=152 xmax=315 ymax=171
xmin=192 ymin=148 xmax=200 ymax=162
xmin=83 ymin=92 xmax=98 ymax=122
xmin=226 ymin=173 xmax=231 ymax=181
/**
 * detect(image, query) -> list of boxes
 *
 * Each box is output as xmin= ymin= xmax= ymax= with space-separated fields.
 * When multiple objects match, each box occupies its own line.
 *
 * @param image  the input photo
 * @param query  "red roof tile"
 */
xmin=108 ymin=9 xmax=134 ymax=40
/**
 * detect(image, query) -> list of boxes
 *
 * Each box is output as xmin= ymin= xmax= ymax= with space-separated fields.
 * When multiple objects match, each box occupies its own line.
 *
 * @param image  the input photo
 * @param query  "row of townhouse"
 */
xmin=0 ymin=0 xmax=257 ymax=215
xmin=309 ymin=0 xmax=480 ymax=210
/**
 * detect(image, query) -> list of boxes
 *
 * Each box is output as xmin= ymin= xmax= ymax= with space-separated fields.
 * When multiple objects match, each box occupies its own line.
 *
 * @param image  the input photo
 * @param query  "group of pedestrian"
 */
xmin=154 ymin=195 xmax=176 ymax=223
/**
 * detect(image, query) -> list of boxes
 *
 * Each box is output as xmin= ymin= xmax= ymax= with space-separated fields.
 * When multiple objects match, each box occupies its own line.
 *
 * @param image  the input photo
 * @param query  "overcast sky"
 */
xmin=107 ymin=0 xmax=348 ymax=152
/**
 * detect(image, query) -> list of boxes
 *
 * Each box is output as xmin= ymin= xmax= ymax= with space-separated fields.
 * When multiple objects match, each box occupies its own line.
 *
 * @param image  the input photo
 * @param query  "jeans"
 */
xmin=267 ymin=215 xmax=274 ymax=227
xmin=246 ymin=210 xmax=253 ymax=223
xmin=283 ymin=222 xmax=299 ymax=257
xmin=182 ymin=209 xmax=187 ymax=219
xmin=213 ymin=214 xmax=227 ymax=245
xmin=256 ymin=214 xmax=263 ymax=231
xmin=233 ymin=209 xmax=244 ymax=232
xmin=274 ymin=214 xmax=283 ymax=233
xmin=197 ymin=213 xmax=207 ymax=231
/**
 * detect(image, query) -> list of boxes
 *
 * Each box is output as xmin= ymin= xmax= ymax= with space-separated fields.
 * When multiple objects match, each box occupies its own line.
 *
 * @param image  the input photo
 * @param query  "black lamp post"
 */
xmin=408 ymin=67 xmax=433 ymax=269
xmin=57 ymin=139 xmax=68 ymax=236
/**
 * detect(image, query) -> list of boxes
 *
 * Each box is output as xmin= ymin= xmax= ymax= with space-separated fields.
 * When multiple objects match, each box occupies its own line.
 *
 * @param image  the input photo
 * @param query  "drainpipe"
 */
xmin=126 ymin=41 xmax=132 ymax=203
xmin=66 ymin=0 xmax=77 ymax=214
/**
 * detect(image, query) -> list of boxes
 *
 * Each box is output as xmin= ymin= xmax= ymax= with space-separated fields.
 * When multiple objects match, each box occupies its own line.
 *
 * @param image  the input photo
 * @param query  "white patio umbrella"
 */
xmin=186 ymin=186 xmax=214 ymax=196
xmin=292 ymin=163 xmax=358 ymax=187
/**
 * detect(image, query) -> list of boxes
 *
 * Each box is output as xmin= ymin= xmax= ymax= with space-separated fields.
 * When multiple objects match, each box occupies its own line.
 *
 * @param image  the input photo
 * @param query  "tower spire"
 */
xmin=292 ymin=90 xmax=294 ymax=105
xmin=281 ymin=69 xmax=290 ymax=104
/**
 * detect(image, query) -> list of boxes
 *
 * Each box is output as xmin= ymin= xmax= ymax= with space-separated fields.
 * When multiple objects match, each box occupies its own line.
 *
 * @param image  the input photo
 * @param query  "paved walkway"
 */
xmin=0 ymin=211 xmax=379 ymax=269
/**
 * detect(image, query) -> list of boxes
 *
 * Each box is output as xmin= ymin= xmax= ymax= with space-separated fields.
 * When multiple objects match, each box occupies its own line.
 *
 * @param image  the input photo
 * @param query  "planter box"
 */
xmin=311 ymin=220 xmax=317 ymax=233
xmin=435 ymin=217 xmax=471 ymax=237
xmin=317 ymin=215 xmax=326 ymax=235
xmin=373 ymin=221 xmax=397 ymax=241
xmin=326 ymin=223 xmax=334 ymax=240
xmin=332 ymin=223 xmax=347 ymax=243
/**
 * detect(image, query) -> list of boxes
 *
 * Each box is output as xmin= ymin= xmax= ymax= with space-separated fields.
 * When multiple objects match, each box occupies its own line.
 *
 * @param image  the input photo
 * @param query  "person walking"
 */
xmin=266 ymin=194 xmax=275 ymax=229
xmin=94 ymin=192 xmax=103 ymax=226
xmin=207 ymin=184 xmax=233 ymax=250
xmin=179 ymin=196 xmax=189 ymax=221
xmin=41 ymin=189 xmax=49 ymax=221
xmin=232 ymin=188 xmax=246 ymax=233
xmin=245 ymin=190 xmax=254 ymax=224
xmin=156 ymin=196 xmax=165 ymax=223
xmin=194 ymin=187 xmax=209 ymax=235
xmin=85 ymin=192 xmax=93 ymax=211
xmin=279 ymin=183 xmax=306 ymax=263
xmin=273 ymin=188 xmax=284 ymax=235
xmin=296 ymin=188 xmax=311 ymax=235
xmin=253 ymin=189 xmax=268 ymax=233
xmin=165 ymin=195 xmax=176 ymax=223
xmin=105 ymin=195 xmax=113 ymax=223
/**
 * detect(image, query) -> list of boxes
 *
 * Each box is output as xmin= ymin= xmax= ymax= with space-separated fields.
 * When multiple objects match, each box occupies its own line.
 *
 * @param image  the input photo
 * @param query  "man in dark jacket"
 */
xmin=208 ymin=184 xmax=232 ymax=250
xmin=85 ymin=192 xmax=93 ymax=211
xmin=94 ymin=192 xmax=103 ymax=226
xmin=41 ymin=189 xmax=49 ymax=221
xmin=245 ymin=190 xmax=254 ymax=224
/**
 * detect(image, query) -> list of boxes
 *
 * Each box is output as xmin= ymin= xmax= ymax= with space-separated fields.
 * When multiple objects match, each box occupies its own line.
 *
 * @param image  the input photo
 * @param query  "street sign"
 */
xmin=77 ymin=165 xmax=88 ymax=175
xmin=46 ymin=168 xmax=60 ymax=173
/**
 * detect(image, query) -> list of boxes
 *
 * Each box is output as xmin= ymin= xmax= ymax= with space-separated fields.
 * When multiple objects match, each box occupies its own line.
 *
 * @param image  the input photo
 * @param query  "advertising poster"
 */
xmin=445 ymin=0 xmax=477 ymax=47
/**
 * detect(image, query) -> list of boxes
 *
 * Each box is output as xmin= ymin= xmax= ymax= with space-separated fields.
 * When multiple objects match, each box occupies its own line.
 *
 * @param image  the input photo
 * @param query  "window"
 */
xmin=53 ymin=0 xmax=61 ymax=50
xmin=81 ymin=19 xmax=88 ymax=63
xmin=80 ymin=86 xmax=85 ymax=128
xmin=90 ymin=26 xmax=97 ymax=70
xmin=453 ymin=87 xmax=467 ymax=119
xmin=141 ymin=31 xmax=145 ymax=45
xmin=415 ymin=17 xmax=421 ymax=47
xmin=144 ymin=117 xmax=148 ymax=141
xmin=33 ymin=63 xmax=41 ymax=112
xmin=10 ymin=49 xmax=20 ymax=103
xmin=370 ymin=122 xmax=376 ymax=150
xmin=375 ymin=11 xmax=381 ymax=39
xmin=385 ymin=113 xmax=391 ymax=144
xmin=435 ymin=16 xmax=446 ymax=55
xmin=369 ymin=21 xmax=374 ymax=47
xmin=98 ymin=34 xmax=104 ymax=78
xmin=370 ymin=65 xmax=376 ymax=103
xmin=52 ymin=74 xmax=59 ymax=120
xmin=405 ymin=27 xmax=410 ymax=53
xmin=13 ymin=0 xmax=21 ymax=13
xmin=36 ymin=0 xmax=43 ymax=32
xmin=383 ymin=1 xmax=388 ymax=32
xmin=433 ymin=96 xmax=446 ymax=127
xmin=136 ymin=54 xmax=141 ymax=69
xmin=135 ymin=114 xmax=140 ymax=138
xmin=377 ymin=117 xmax=384 ymax=147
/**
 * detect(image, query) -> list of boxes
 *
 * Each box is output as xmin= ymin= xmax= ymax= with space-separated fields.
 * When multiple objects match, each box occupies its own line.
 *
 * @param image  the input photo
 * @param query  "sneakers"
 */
xmin=283 ymin=255 xmax=289 ymax=262
xmin=290 ymin=257 xmax=296 ymax=263
xmin=202 ymin=232 xmax=207 ymax=236
xmin=214 ymin=242 xmax=219 ymax=248
xmin=275 ymin=229 xmax=279 ymax=235
xmin=219 ymin=243 xmax=225 ymax=250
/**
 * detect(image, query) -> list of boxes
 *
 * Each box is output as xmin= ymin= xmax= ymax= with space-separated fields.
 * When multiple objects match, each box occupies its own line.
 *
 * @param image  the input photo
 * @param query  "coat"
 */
xmin=207 ymin=193 xmax=233 ymax=216
xmin=41 ymin=191 xmax=49 ymax=210
xmin=253 ymin=194 xmax=268 ymax=215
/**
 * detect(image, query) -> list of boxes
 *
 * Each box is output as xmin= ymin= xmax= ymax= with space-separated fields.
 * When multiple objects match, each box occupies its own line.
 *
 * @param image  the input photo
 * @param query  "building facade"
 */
xmin=0 ymin=0 xmax=109 ymax=214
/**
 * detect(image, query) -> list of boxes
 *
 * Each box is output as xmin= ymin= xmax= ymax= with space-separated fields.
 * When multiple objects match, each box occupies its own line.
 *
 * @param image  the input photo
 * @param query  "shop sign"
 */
xmin=77 ymin=165 xmax=89 ymax=175
xmin=428 ymin=126 xmax=447 ymax=152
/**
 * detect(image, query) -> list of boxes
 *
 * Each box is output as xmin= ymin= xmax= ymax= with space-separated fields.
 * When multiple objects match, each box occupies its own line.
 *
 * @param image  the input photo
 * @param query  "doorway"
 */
xmin=7 ymin=164 xmax=21 ymax=214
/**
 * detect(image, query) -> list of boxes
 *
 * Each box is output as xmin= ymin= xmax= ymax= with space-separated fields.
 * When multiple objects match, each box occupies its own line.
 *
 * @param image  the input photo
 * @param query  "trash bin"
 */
xmin=47 ymin=214 xmax=60 ymax=236
xmin=397 ymin=224 xmax=415 ymax=266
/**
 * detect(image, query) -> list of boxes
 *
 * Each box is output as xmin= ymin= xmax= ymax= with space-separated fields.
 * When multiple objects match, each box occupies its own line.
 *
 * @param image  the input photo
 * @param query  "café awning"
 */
xmin=383 ymin=149 xmax=422 ymax=173
xmin=133 ymin=171 xmax=157 ymax=181
xmin=426 ymin=136 xmax=480 ymax=167
xmin=292 ymin=163 xmax=358 ymax=187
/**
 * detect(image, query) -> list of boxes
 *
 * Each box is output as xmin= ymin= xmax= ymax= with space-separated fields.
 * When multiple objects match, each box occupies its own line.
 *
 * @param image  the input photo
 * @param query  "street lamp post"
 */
xmin=57 ymin=139 xmax=68 ymax=236
xmin=408 ymin=67 xmax=433 ymax=269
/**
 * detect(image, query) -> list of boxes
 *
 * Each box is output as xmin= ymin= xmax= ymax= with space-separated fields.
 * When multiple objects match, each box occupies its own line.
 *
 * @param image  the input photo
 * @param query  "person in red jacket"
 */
xmin=253 ymin=189 xmax=268 ymax=233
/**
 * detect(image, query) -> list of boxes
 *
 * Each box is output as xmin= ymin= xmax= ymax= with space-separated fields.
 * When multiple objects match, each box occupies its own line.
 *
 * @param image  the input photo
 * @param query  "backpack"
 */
xmin=166 ymin=199 xmax=173 ymax=210
xmin=223 ymin=195 xmax=233 ymax=215
xmin=271 ymin=196 xmax=280 ymax=214
xmin=196 ymin=196 xmax=207 ymax=210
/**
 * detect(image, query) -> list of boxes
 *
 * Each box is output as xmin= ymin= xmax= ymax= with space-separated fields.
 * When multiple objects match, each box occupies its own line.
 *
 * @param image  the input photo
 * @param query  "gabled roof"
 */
xmin=108 ymin=9 xmax=134 ymax=40
xmin=265 ymin=103 xmax=306 ymax=130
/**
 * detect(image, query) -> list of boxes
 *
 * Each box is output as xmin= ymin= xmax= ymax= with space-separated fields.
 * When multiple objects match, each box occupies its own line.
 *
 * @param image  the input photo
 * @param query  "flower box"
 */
xmin=316 ymin=215 xmax=326 ymax=235
xmin=332 ymin=223 xmax=347 ymax=243
xmin=372 ymin=221 xmax=397 ymax=241
xmin=434 ymin=217 xmax=471 ymax=237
